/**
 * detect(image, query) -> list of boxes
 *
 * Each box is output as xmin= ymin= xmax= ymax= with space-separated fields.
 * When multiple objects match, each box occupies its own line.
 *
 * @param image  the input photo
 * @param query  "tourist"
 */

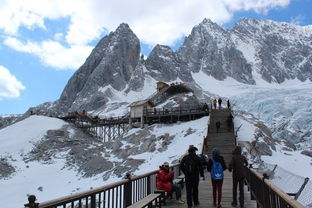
xmin=213 ymin=99 xmax=217 ymax=109
xmin=180 ymin=145 xmax=204 ymax=208
xmin=229 ymin=146 xmax=248 ymax=208
xmin=207 ymin=148 xmax=227 ymax=208
xmin=156 ymin=162 xmax=185 ymax=204
xmin=216 ymin=121 xmax=221 ymax=133
xmin=218 ymin=98 xmax=222 ymax=109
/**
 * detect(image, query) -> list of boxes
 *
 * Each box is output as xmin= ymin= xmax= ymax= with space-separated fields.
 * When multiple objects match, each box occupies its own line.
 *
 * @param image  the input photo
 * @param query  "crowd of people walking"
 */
xmin=155 ymin=98 xmax=248 ymax=208
xmin=212 ymin=98 xmax=231 ymax=109
xmin=156 ymin=144 xmax=248 ymax=208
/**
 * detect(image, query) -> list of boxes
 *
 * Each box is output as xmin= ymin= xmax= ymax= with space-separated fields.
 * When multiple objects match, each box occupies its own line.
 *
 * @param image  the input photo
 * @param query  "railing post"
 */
xmin=124 ymin=173 xmax=132 ymax=207
xmin=295 ymin=177 xmax=309 ymax=200
xmin=147 ymin=175 xmax=151 ymax=195
xmin=91 ymin=194 xmax=96 ymax=208
xmin=262 ymin=173 xmax=270 ymax=208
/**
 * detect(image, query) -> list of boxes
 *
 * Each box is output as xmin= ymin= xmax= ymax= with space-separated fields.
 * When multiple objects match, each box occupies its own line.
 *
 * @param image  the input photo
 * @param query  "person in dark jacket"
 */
xmin=227 ymin=100 xmax=231 ymax=109
xmin=218 ymin=98 xmax=222 ymax=109
xmin=229 ymin=146 xmax=248 ymax=208
xmin=216 ymin=121 xmax=221 ymax=133
xmin=180 ymin=145 xmax=204 ymax=208
xmin=213 ymin=99 xmax=217 ymax=109
xmin=24 ymin=195 xmax=39 ymax=208
xmin=226 ymin=114 xmax=234 ymax=132
xmin=207 ymin=148 xmax=227 ymax=208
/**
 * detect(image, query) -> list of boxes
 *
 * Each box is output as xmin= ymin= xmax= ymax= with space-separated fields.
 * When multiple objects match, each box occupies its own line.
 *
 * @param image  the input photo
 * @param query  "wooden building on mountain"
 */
xmin=129 ymin=100 xmax=154 ymax=119
xmin=156 ymin=81 xmax=169 ymax=91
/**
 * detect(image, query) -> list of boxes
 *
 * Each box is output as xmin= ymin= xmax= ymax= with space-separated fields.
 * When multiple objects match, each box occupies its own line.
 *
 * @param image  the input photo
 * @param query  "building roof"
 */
xmin=129 ymin=99 xmax=154 ymax=107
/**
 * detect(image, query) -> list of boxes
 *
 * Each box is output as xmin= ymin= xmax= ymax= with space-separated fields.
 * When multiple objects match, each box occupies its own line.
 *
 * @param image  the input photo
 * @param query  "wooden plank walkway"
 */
xmin=164 ymin=171 xmax=257 ymax=207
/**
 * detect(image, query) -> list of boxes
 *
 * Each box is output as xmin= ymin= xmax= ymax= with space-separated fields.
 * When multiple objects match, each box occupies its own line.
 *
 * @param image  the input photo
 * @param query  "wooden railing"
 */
xmin=245 ymin=167 xmax=305 ymax=208
xmin=60 ymin=114 xmax=129 ymax=128
xmin=28 ymin=165 xmax=182 ymax=208
xmin=144 ymin=105 xmax=208 ymax=117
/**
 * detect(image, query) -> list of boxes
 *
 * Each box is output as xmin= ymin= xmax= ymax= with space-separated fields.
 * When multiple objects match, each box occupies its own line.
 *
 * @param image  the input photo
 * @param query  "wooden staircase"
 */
xmin=203 ymin=108 xmax=236 ymax=165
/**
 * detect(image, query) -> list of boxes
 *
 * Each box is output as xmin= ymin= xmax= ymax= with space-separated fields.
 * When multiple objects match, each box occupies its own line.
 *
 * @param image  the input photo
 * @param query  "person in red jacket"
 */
xmin=156 ymin=162 xmax=185 ymax=204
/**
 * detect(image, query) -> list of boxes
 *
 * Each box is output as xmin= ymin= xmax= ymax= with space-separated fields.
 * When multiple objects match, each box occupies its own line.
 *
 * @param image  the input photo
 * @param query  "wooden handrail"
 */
xmin=32 ymin=164 xmax=182 ymax=208
xmin=246 ymin=167 xmax=305 ymax=208
xmin=38 ymin=179 xmax=129 ymax=207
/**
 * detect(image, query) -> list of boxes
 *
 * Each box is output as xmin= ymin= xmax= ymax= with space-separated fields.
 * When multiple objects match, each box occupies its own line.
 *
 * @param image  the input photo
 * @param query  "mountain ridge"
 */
xmin=47 ymin=17 xmax=312 ymax=114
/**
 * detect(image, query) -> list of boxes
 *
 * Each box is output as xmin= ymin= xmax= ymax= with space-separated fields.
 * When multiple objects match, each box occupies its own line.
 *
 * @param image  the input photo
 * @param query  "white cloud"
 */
xmin=221 ymin=0 xmax=290 ymax=13
xmin=290 ymin=15 xmax=305 ymax=25
xmin=3 ymin=37 xmax=93 ymax=70
xmin=0 ymin=65 xmax=26 ymax=100
xmin=0 ymin=0 xmax=292 ymax=69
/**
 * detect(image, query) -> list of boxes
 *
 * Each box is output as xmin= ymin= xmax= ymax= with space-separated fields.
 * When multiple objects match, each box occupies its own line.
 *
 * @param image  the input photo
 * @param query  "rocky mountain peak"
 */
xmin=115 ymin=23 xmax=131 ymax=32
xmin=199 ymin=18 xmax=224 ymax=30
xmin=150 ymin=44 xmax=174 ymax=57
xmin=54 ymin=23 xmax=140 ymax=112
xmin=232 ymin=18 xmax=312 ymax=83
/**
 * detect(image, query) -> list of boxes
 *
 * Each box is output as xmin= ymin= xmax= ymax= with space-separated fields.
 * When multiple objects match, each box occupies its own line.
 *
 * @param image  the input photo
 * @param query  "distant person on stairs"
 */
xmin=213 ymin=99 xmax=217 ymax=109
xmin=207 ymin=148 xmax=227 ymax=208
xmin=227 ymin=100 xmax=231 ymax=109
xmin=216 ymin=121 xmax=221 ymax=133
xmin=156 ymin=162 xmax=185 ymax=204
xmin=229 ymin=146 xmax=248 ymax=208
xmin=180 ymin=145 xmax=204 ymax=208
xmin=218 ymin=98 xmax=222 ymax=109
xmin=226 ymin=114 xmax=234 ymax=132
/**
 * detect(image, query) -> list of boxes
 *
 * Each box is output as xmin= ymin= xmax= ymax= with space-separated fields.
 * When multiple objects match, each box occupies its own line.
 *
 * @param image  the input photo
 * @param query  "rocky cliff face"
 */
xmin=178 ymin=18 xmax=255 ymax=84
xmin=56 ymin=23 xmax=140 ymax=112
xmin=231 ymin=18 xmax=312 ymax=83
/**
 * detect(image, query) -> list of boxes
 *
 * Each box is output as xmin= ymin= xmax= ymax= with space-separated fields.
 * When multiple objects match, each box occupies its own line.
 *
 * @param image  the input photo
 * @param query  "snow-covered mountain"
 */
xmin=24 ymin=17 xmax=311 ymax=148
xmin=0 ymin=115 xmax=208 ymax=208
xmin=1 ymin=18 xmax=312 ymax=207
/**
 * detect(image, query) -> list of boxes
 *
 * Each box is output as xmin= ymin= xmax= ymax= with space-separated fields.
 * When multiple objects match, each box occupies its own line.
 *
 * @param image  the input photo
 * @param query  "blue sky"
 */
xmin=0 ymin=0 xmax=311 ymax=115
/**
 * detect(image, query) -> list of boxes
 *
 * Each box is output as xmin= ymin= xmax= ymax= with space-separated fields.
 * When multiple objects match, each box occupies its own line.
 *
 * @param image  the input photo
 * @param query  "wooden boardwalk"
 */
xmin=164 ymin=171 xmax=257 ymax=208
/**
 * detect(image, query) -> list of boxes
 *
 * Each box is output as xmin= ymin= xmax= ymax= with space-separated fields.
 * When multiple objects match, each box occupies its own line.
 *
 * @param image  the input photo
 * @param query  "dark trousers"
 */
xmin=185 ymin=177 xmax=199 ymax=206
xmin=172 ymin=183 xmax=182 ymax=199
xmin=211 ymin=179 xmax=223 ymax=205
xmin=233 ymin=178 xmax=245 ymax=206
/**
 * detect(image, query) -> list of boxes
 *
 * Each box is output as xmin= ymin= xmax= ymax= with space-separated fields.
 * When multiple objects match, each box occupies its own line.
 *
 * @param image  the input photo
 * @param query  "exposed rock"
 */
xmin=81 ymin=157 xmax=113 ymax=177
xmin=157 ymin=133 xmax=174 ymax=152
xmin=0 ymin=157 xmax=16 ymax=179
xmin=301 ymin=150 xmax=312 ymax=158
xmin=0 ymin=115 xmax=22 ymax=129
xmin=253 ymin=141 xmax=272 ymax=156
xmin=184 ymin=128 xmax=196 ymax=137
xmin=281 ymin=147 xmax=293 ymax=152
xmin=283 ymin=140 xmax=297 ymax=151
xmin=52 ymin=23 xmax=140 ymax=113
xmin=255 ymin=128 xmax=276 ymax=151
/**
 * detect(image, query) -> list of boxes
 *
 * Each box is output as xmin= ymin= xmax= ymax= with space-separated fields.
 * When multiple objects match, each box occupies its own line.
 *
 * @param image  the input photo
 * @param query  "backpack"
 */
xmin=211 ymin=159 xmax=223 ymax=180
xmin=200 ymin=154 xmax=208 ymax=166
xmin=183 ymin=156 xmax=198 ymax=175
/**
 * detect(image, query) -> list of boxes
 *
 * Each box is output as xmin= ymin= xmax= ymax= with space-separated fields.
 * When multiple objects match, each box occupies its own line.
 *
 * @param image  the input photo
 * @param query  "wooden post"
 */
xmin=141 ymin=115 xmax=144 ymax=128
xmin=129 ymin=117 xmax=133 ymax=129
xmin=295 ymin=177 xmax=309 ymax=200
xmin=147 ymin=175 xmax=151 ymax=195
xmin=124 ymin=173 xmax=132 ymax=207
xmin=91 ymin=194 xmax=96 ymax=208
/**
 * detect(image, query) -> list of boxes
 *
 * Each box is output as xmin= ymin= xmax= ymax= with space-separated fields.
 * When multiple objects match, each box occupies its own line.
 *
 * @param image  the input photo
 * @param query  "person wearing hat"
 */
xmin=180 ymin=145 xmax=204 ymax=208
xmin=156 ymin=162 xmax=185 ymax=204
xmin=24 ymin=195 xmax=39 ymax=208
